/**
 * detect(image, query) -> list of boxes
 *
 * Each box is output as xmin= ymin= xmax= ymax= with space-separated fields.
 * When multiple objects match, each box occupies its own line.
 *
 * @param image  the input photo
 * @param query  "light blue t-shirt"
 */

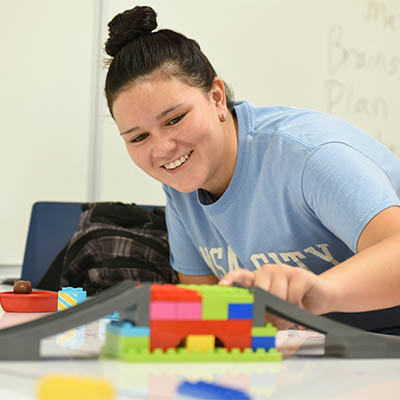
xmin=163 ymin=101 xmax=400 ymax=279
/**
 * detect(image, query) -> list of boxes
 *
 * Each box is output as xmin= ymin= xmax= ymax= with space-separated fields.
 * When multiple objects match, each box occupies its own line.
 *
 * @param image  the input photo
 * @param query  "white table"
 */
xmin=0 ymin=267 xmax=399 ymax=399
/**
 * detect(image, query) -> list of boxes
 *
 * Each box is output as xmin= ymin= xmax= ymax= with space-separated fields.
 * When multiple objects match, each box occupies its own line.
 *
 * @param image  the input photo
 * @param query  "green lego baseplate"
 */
xmin=101 ymin=344 xmax=282 ymax=363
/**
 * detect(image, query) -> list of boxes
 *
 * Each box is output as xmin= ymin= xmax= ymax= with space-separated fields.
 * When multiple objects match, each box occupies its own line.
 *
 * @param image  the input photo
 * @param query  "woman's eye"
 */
xmin=167 ymin=113 xmax=186 ymax=126
xmin=130 ymin=133 xmax=149 ymax=143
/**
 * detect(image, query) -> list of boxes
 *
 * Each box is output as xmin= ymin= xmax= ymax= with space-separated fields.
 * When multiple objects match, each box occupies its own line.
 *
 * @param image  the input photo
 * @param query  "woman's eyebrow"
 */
xmin=156 ymin=103 xmax=183 ymax=120
xmin=120 ymin=103 xmax=184 ymax=136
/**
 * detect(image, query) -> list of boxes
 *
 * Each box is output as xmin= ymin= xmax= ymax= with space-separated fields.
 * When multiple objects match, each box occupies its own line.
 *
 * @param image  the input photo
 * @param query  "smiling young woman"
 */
xmin=104 ymin=6 xmax=400 ymax=332
xmin=112 ymin=75 xmax=238 ymax=196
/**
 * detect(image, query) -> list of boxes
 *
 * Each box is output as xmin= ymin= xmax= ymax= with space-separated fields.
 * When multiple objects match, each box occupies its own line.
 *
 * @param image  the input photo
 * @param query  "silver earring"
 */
xmin=220 ymin=114 xmax=226 ymax=122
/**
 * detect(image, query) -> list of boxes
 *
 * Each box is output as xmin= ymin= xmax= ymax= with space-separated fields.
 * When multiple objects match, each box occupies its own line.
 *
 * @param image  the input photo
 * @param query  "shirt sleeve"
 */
xmin=302 ymin=142 xmax=400 ymax=253
xmin=163 ymin=186 xmax=214 ymax=276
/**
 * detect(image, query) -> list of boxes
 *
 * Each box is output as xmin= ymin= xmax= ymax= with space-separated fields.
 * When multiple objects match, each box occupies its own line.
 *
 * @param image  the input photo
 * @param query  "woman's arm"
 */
xmin=321 ymin=205 xmax=400 ymax=312
xmin=220 ymin=206 xmax=400 ymax=317
xmin=178 ymin=272 xmax=219 ymax=285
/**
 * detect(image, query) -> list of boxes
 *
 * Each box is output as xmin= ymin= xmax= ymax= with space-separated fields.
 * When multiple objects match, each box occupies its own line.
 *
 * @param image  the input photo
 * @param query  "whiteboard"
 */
xmin=97 ymin=0 xmax=400 ymax=206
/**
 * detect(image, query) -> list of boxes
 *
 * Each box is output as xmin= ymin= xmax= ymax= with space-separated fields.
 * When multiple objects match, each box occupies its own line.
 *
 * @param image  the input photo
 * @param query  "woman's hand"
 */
xmin=219 ymin=264 xmax=339 ymax=329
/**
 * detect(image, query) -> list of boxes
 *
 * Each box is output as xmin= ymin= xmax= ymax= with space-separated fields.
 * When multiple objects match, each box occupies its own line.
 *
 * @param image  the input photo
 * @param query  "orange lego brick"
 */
xmin=150 ymin=320 xmax=252 ymax=351
xmin=151 ymin=284 xmax=202 ymax=302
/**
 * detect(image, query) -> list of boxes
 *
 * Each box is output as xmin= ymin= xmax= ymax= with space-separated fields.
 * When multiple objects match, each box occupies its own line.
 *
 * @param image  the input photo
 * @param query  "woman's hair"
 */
xmin=104 ymin=5 xmax=234 ymax=117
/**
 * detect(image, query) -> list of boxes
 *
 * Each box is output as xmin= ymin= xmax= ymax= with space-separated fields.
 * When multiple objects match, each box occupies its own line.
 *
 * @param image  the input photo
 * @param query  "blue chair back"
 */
xmin=21 ymin=202 xmax=82 ymax=287
xmin=20 ymin=201 xmax=163 ymax=288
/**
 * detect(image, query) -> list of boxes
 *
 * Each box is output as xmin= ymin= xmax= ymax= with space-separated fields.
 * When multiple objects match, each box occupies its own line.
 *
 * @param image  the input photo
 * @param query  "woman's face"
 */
xmin=112 ymin=74 xmax=236 ymax=196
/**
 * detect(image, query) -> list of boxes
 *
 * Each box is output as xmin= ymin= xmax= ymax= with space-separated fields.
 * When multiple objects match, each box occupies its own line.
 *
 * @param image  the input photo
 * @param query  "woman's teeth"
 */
xmin=164 ymin=152 xmax=191 ymax=170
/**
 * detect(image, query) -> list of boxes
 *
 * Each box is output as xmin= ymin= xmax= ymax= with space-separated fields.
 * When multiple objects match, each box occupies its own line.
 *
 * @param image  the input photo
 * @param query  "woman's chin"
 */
xmin=170 ymin=182 xmax=200 ymax=194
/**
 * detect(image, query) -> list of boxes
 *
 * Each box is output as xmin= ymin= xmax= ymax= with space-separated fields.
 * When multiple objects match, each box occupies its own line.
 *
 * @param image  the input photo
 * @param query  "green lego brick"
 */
xmin=251 ymin=323 xmax=278 ymax=337
xmin=101 ymin=332 xmax=149 ymax=358
xmin=178 ymin=285 xmax=254 ymax=320
xmin=202 ymin=297 xmax=228 ymax=320
xmin=178 ymin=285 xmax=254 ymax=303
xmin=102 ymin=346 xmax=282 ymax=363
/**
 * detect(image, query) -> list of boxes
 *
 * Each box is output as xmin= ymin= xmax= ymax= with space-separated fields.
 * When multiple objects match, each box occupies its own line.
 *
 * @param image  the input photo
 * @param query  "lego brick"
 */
xmin=57 ymin=287 xmax=87 ymax=311
xmin=106 ymin=320 xmax=149 ymax=337
xmin=186 ymin=335 xmax=215 ymax=352
xmin=102 ymin=332 xmax=149 ymax=358
xmin=176 ymin=301 xmax=202 ymax=320
xmin=101 ymin=346 xmax=282 ymax=363
xmin=58 ymin=287 xmax=87 ymax=301
xmin=150 ymin=301 xmax=178 ymax=320
xmin=150 ymin=301 xmax=203 ymax=320
xmin=251 ymin=323 xmax=277 ymax=337
xmin=151 ymin=284 xmax=202 ymax=302
xmin=178 ymin=285 xmax=254 ymax=320
xmin=251 ymin=336 xmax=276 ymax=351
xmin=228 ymin=303 xmax=253 ymax=320
xmin=150 ymin=320 xmax=252 ymax=351
xmin=179 ymin=284 xmax=254 ymax=303
xmin=202 ymin=296 xmax=228 ymax=320
xmin=58 ymin=292 xmax=77 ymax=310
xmin=37 ymin=374 xmax=115 ymax=400
xmin=177 ymin=380 xmax=251 ymax=400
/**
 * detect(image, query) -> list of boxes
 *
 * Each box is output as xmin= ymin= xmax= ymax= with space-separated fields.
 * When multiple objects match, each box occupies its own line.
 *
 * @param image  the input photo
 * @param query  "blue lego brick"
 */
xmin=251 ymin=336 xmax=276 ymax=351
xmin=228 ymin=303 xmax=253 ymax=320
xmin=177 ymin=380 xmax=251 ymax=400
xmin=59 ymin=287 xmax=87 ymax=302
xmin=58 ymin=287 xmax=87 ymax=311
xmin=106 ymin=320 xmax=150 ymax=337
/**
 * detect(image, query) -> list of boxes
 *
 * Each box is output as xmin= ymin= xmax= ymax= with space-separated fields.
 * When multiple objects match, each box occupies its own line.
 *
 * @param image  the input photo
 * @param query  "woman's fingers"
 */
xmin=219 ymin=268 xmax=255 ymax=287
xmin=219 ymin=264 xmax=330 ymax=329
xmin=287 ymin=269 xmax=312 ymax=308
xmin=254 ymin=265 xmax=295 ymax=329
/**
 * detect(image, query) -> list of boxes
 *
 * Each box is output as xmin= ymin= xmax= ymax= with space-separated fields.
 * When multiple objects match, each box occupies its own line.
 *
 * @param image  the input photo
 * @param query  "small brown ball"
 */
xmin=13 ymin=280 xmax=32 ymax=294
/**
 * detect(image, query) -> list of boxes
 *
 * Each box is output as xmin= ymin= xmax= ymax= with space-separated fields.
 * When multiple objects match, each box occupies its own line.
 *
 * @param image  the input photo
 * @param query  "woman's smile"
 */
xmin=163 ymin=150 xmax=193 ymax=170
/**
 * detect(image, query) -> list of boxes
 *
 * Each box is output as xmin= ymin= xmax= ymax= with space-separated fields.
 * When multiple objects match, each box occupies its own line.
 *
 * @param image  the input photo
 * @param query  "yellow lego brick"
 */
xmin=37 ymin=374 xmax=115 ymax=400
xmin=186 ymin=335 xmax=215 ymax=352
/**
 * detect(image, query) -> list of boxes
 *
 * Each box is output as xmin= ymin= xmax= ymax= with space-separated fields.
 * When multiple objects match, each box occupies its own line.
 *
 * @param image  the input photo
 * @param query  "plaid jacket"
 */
xmin=59 ymin=202 xmax=178 ymax=295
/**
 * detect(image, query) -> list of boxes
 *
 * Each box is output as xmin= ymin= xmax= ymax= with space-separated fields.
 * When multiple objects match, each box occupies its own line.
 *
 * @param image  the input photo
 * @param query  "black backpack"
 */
xmin=38 ymin=202 xmax=178 ymax=295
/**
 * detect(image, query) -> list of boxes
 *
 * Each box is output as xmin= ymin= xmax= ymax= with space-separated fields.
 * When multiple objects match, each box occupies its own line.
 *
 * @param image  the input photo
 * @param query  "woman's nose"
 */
xmin=152 ymin=135 xmax=177 ymax=157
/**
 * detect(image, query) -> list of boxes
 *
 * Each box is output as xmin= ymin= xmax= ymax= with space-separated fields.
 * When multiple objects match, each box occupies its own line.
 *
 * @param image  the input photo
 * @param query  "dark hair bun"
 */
xmin=105 ymin=6 xmax=157 ymax=57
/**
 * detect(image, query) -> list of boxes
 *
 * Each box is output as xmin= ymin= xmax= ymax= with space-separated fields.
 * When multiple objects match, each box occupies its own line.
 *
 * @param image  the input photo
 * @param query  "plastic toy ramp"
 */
xmin=0 ymin=282 xmax=400 ymax=360
xmin=0 ymin=281 xmax=149 ymax=360
xmin=252 ymin=287 xmax=400 ymax=358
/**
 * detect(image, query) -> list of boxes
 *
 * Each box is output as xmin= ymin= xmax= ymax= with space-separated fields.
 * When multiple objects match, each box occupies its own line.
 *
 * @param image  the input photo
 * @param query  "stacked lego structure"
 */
xmin=101 ymin=284 xmax=281 ymax=362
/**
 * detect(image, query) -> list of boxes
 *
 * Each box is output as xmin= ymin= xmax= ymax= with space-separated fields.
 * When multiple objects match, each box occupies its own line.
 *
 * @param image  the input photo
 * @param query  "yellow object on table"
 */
xmin=186 ymin=334 xmax=216 ymax=352
xmin=37 ymin=374 xmax=115 ymax=400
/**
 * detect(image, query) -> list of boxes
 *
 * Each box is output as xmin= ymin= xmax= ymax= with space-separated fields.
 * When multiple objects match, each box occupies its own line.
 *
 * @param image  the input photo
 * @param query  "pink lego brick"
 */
xmin=150 ymin=301 xmax=177 ymax=320
xmin=176 ymin=302 xmax=202 ymax=320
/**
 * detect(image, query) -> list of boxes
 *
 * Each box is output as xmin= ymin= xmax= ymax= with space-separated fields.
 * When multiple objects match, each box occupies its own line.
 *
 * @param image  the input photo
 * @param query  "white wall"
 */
xmin=1 ymin=0 xmax=400 ymax=265
xmin=0 ymin=0 xmax=97 ymax=265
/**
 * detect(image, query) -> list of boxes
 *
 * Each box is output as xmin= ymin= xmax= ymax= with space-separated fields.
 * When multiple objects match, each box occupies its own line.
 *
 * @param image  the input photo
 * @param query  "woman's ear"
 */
xmin=210 ymin=77 xmax=227 ymax=112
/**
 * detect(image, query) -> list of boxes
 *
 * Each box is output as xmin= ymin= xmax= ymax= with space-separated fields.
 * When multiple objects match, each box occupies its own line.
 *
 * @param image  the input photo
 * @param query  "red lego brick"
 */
xmin=151 ymin=284 xmax=202 ymax=302
xmin=150 ymin=320 xmax=252 ymax=351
